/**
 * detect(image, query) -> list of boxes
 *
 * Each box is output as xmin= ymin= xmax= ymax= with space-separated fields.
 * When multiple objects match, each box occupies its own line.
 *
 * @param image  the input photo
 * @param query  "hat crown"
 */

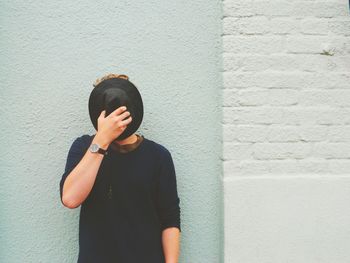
xmin=88 ymin=74 xmax=143 ymax=141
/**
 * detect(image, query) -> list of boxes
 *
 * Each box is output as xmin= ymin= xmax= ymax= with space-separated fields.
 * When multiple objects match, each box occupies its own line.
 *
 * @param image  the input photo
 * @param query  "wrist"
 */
xmin=92 ymin=134 xmax=110 ymax=150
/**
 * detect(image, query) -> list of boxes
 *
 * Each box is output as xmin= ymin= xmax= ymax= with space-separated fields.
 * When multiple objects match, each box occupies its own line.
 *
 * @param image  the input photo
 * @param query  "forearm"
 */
xmin=161 ymin=227 xmax=181 ymax=263
xmin=62 ymin=136 xmax=109 ymax=208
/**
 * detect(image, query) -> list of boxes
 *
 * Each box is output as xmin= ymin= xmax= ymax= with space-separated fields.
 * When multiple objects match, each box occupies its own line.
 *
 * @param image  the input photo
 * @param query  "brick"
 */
xmin=223 ymin=142 xmax=253 ymax=160
xmin=313 ymin=142 xmax=350 ymax=159
xmin=223 ymin=107 xmax=285 ymax=124
xmin=270 ymin=17 xmax=299 ymax=34
xmin=238 ymin=88 xmax=298 ymax=106
xmin=223 ymin=17 xmax=269 ymax=35
xmin=223 ymin=35 xmax=284 ymax=54
xmin=299 ymin=90 xmax=350 ymax=107
xmin=253 ymin=142 xmax=311 ymax=159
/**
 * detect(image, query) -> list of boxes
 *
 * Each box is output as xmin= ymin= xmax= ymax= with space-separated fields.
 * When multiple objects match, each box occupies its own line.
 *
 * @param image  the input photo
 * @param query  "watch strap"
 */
xmin=98 ymin=147 xmax=108 ymax=155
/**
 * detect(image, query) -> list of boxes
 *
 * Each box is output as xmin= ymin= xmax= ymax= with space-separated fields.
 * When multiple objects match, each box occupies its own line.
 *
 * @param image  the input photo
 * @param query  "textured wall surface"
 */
xmin=0 ymin=1 xmax=223 ymax=262
xmin=222 ymin=0 xmax=350 ymax=262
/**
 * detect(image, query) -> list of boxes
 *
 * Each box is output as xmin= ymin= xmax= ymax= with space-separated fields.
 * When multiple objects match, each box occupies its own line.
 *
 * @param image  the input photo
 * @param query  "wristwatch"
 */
xmin=89 ymin=143 xmax=108 ymax=155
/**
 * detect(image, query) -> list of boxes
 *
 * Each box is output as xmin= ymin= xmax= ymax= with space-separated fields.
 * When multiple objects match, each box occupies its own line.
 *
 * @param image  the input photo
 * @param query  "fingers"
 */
xmin=110 ymin=110 xmax=130 ymax=122
xmin=118 ymin=110 xmax=131 ymax=121
xmin=99 ymin=110 xmax=106 ymax=118
xmin=110 ymin=106 xmax=128 ymax=117
xmin=120 ymin=115 xmax=133 ymax=126
xmin=103 ymin=106 xmax=132 ymax=129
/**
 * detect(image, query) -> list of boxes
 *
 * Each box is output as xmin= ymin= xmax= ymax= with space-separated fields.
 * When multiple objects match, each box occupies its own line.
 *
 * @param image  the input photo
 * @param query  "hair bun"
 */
xmin=93 ymin=73 xmax=129 ymax=88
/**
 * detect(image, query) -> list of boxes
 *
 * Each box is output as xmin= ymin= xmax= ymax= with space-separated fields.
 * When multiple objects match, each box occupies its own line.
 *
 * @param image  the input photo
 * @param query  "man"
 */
xmin=59 ymin=74 xmax=181 ymax=262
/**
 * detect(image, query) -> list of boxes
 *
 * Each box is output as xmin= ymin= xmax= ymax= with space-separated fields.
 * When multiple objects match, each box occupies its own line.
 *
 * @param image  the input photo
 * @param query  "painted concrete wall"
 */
xmin=222 ymin=0 xmax=350 ymax=262
xmin=0 ymin=1 xmax=223 ymax=262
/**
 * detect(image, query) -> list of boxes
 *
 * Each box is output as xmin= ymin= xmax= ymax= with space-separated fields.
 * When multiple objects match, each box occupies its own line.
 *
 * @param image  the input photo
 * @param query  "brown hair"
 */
xmin=93 ymin=73 xmax=129 ymax=88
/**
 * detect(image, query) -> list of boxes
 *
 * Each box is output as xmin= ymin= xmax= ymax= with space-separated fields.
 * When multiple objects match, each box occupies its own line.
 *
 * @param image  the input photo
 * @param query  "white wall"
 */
xmin=0 ymin=1 xmax=223 ymax=262
xmin=222 ymin=1 xmax=350 ymax=262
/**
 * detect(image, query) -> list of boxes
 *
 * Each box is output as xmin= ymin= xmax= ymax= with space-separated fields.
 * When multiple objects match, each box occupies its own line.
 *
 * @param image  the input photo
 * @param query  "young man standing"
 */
xmin=59 ymin=74 xmax=181 ymax=262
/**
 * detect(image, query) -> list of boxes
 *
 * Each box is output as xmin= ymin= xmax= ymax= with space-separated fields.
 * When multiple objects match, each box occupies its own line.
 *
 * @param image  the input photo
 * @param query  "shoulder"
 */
xmin=145 ymin=138 xmax=176 ymax=173
xmin=69 ymin=134 xmax=93 ymax=151
xmin=83 ymin=134 xmax=95 ymax=144
xmin=74 ymin=134 xmax=93 ymax=145
xmin=144 ymin=137 xmax=173 ymax=161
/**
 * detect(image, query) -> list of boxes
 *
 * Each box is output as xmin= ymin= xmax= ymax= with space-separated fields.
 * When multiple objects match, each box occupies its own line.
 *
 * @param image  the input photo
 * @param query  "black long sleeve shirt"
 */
xmin=59 ymin=134 xmax=181 ymax=263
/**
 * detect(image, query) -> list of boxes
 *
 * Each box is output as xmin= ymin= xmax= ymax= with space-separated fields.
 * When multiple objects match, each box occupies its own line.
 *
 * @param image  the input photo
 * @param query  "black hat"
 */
xmin=88 ymin=74 xmax=144 ymax=141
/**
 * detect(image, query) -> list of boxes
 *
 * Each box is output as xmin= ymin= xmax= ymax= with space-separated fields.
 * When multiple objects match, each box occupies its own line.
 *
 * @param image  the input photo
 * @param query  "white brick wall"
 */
xmin=223 ymin=0 xmax=350 ymax=176
xmin=222 ymin=0 xmax=350 ymax=262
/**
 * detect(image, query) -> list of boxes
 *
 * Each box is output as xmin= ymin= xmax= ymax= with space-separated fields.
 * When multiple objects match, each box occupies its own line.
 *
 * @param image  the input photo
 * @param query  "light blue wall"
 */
xmin=0 ymin=1 xmax=223 ymax=262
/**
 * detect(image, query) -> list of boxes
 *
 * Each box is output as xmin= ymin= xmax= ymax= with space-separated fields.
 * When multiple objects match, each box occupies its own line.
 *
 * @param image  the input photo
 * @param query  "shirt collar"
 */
xmin=109 ymin=134 xmax=144 ymax=153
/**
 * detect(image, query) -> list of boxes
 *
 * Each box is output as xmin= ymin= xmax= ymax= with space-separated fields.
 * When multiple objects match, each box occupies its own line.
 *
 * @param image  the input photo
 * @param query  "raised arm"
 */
xmin=59 ymin=134 xmax=109 ymax=208
xmin=60 ymin=106 xmax=132 ymax=208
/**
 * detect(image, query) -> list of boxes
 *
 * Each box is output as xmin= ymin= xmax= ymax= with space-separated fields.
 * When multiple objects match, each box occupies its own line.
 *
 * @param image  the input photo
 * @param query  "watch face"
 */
xmin=90 ymin=143 xmax=99 ymax=152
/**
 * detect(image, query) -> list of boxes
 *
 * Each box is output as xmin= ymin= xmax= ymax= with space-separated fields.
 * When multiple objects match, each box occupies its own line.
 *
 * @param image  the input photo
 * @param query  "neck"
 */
xmin=113 ymin=134 xmax=138 ymax=145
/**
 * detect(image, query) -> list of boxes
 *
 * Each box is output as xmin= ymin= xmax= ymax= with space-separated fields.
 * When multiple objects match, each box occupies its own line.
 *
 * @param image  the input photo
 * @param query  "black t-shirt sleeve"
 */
xmin=59 ymin=136 xmax=88 ymax=206
xmin=156 ymin=149 xmax=181 ymax=232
